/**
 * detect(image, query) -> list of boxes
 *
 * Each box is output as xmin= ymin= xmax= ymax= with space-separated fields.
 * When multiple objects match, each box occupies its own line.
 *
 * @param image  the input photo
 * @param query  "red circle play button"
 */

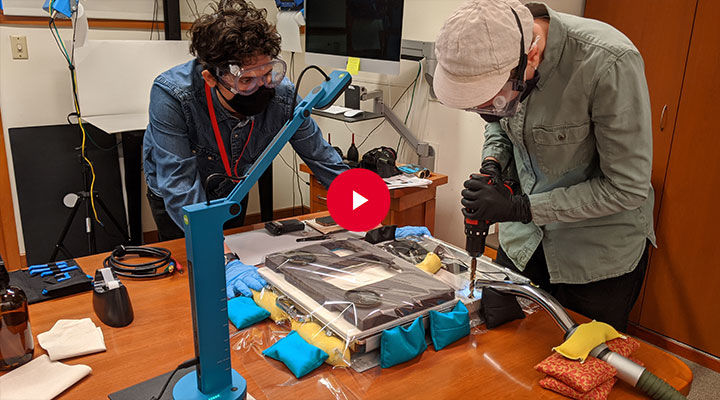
xmin=327 ymin=169 xmax=390 ymax=232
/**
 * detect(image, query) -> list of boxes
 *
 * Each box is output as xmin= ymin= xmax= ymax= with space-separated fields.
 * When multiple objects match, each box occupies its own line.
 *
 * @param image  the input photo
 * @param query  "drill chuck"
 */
xmin=465 ymin=219 xmax=489 ymax=258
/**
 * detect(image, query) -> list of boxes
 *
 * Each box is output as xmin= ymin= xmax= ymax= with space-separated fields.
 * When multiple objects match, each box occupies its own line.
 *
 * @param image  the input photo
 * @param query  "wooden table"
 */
xmin=7 ymin=214 xmax=692 ymax=399
xmin=299 ymin=164 xmax=448 ymax=234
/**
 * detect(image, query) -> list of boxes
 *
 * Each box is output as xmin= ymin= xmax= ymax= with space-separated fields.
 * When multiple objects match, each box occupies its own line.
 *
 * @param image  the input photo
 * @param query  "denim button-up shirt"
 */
xmin=482 ymin=4 xmax=656 ymax=284
xmin=143 ymin=59 xmax=348 ymax=228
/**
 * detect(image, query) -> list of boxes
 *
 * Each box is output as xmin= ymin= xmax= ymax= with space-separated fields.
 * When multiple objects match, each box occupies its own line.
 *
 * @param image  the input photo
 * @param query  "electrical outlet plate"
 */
xmin=10 ymin=35 xmax=29 ymax=60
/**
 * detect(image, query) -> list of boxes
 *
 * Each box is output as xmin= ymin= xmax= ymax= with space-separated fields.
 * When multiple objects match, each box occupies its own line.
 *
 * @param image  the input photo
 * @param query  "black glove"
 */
xmin=480 ymin=159 xmax=503 ymax=184
xmin=461 ymin=174 xmax=532 ymax=223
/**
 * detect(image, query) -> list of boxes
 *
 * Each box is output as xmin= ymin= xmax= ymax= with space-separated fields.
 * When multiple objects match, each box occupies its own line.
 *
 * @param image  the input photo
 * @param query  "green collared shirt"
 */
xmin=482 ymin=3 xmax=656 ymax=284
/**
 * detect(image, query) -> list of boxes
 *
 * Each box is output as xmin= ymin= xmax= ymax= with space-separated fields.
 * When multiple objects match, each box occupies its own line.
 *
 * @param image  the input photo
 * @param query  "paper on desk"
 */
xmin=384 ymin=174 xmax=432 ymax=189
xmin=323 ymin=105 xmax=353 ymax=115
xmin=225 ymin=227 xmax=320 ymax=266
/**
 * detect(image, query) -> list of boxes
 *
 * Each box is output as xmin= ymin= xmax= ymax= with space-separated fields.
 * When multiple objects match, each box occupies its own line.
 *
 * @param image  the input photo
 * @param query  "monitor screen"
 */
xmin=305 ymin=0 xmax=404 ymax=73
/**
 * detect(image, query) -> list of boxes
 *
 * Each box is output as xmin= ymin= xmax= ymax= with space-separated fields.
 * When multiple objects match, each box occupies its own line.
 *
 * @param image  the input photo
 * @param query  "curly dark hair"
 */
xmin=189 ymin=0 xmax=281 ymax=72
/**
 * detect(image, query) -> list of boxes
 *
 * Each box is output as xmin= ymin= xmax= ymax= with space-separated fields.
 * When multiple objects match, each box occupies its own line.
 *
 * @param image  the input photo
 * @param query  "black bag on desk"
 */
xmin=8 ymin=260 xmax=93 ymax=304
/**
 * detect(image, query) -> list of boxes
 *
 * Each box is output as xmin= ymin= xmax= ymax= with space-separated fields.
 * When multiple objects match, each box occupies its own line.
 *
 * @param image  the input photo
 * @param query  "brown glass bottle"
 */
xmin=0 ymin=257 xmax=34 ymax=370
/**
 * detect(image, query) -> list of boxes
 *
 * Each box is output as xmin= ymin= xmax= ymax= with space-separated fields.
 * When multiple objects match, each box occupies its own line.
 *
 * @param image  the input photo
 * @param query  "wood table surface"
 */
xmin=6 ymin=213 xmax=692 ymax=399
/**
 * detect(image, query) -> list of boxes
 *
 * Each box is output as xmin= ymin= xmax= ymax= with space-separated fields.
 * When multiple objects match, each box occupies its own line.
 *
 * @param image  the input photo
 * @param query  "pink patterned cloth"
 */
xmin=536 ymin=337 xmax=642 ymax=399
xmin=535 ymin=353 xmax=616 ymax=393
xmin=539 ymin=377 xmax=617 ymax=400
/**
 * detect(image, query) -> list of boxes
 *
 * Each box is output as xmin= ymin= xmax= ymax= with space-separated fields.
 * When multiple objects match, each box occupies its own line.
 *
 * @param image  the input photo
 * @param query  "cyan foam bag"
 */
xmin=262 ymin=331 xmax=329 ymax=378
xmin=227 ymin=296 xmax=270 ymax=330
xmin=429 ymin=301 xmax=470 ymax=350
xmin=380 ymin=316 xmax=427 ymax=368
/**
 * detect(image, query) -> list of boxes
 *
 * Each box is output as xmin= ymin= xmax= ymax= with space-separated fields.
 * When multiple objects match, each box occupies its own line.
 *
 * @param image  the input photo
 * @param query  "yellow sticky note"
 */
xmin=346 ymin=57 xmax=360 ymax=75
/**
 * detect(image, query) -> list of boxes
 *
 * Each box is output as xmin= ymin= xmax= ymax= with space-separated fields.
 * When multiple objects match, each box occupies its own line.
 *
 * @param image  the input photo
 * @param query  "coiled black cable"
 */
xmin=103 ymin=245 xmax=176 ymax=279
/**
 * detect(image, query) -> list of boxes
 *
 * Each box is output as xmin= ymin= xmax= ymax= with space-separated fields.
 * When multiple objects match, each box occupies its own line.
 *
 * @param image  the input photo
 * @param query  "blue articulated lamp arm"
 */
xmin=174 ymin=70 xmax=351 ymax=400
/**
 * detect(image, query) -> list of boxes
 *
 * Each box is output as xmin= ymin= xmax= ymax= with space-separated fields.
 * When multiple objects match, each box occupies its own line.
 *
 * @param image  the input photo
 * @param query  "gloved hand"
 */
xmin=395 ymin=226 xmax=432 ymax=238
xmin=226 ymin=260 xmax=267 ymax=298
xmin=461 ymin=174 xmax=532 ymax=223
xmin=480 ymin=158 xmax=503 ymax=184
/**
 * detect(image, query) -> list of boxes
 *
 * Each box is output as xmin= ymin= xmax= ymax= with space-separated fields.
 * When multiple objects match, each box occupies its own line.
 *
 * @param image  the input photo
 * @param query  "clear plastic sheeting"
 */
xmin=263 ymin=239 xmax=456 ymax=331
xmin=230 ymin=321 xmax=519 ymax=399
xmin=230 ymin=322 xmax=382 ymax=400
xmin=377 ymin=235 xmax=538 ymax=327
xmin=378 ymin=235 xmax=529 ymax=285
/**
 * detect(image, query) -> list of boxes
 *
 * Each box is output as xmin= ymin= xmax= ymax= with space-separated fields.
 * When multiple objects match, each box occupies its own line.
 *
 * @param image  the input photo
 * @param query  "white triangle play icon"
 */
xmin=352 ymin=191 xmax=368 ymax=210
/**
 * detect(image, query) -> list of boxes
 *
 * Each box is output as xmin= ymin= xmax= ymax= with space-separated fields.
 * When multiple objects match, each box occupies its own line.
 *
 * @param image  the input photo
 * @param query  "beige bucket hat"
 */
xmin=433 ymin=0 xmax=534 ymax=109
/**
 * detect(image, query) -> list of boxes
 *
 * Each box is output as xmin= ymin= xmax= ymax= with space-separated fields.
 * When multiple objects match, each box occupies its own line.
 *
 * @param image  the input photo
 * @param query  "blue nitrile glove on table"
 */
xmin=395 ymin=226 xmax=432 ymax=238
xmin=225 ymin=260 xmax=267 ymax=298
xmin=364 ymin=225 xmax=433 ymax=244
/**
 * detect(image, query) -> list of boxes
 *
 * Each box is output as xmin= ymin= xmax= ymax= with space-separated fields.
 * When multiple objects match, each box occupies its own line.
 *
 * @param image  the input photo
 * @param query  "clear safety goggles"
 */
xmin=216 ymin=58 xmax=287 ymax=96
xmin=464 ymin=78 xmax=524 ymax=117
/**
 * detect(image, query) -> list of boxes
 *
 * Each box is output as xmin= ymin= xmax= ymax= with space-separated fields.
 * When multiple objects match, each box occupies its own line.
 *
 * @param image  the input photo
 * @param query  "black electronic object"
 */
xmin=315 ymin=215 xmax=336 ymax=226
xmin=306 ymin=0 xmax=404 ymax=63
xmin=265 ymin=219 xmax=305 ymax=236
xmin=361 ymin=146 xmax=401 ymax=178
xmin=93 ymin=268 xmax=134 ymax=327
xmin=345 ymin=85 xmax=361 ymax=109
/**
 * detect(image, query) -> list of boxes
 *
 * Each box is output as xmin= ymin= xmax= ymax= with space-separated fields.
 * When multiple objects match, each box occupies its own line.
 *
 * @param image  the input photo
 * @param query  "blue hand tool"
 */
xmin=39 ymin=265 xmax=79 ymax=277
xmin=29 ymin=261 xmax=68 ymax=275
xmin=55 ymin=272 xmax=71 ymax=282
xmin=175 ymin=69 xmax=351 ymax=400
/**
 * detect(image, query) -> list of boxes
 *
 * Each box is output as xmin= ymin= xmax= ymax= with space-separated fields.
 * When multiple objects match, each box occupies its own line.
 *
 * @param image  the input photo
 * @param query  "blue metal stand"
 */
xmin=175 ymin=70 xmax=351 ymax=399
xmin=173 ymin=370 xmax=246 ymax=400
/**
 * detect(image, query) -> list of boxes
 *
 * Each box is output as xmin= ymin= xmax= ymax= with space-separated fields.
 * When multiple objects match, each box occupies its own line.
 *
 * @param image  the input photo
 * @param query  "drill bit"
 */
xmin=469 ymin=257 xmax=477 ymax=298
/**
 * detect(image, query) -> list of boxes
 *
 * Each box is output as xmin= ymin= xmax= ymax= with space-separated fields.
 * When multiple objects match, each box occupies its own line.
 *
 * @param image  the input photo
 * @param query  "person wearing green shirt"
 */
xmin=433 ymin=0 xmax=655 ymax=331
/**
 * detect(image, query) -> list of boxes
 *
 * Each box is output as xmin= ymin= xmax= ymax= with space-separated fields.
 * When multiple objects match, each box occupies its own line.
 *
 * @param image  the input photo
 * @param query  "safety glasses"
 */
xmin=216 ymin=58 xmax=287 ymax=96
xmin=464 ymin=79 xmax=524 ymax=117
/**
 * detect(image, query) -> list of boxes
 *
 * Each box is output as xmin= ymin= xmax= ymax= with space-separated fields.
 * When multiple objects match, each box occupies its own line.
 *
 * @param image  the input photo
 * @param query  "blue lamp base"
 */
xmin=172 ymin=370 xmax=247 ymax=400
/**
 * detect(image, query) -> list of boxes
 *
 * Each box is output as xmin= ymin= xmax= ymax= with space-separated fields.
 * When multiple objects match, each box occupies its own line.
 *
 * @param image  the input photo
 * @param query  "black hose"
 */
xmin=636 ymin=369 xmax=687 ymax=400
xmin=104 ymin=245 xmax=175 ymax=279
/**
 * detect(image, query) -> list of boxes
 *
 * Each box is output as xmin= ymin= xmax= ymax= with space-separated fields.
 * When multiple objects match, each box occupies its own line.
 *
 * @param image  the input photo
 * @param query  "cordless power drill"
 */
xmin=464 ymin=174 xmax=519 ymax=298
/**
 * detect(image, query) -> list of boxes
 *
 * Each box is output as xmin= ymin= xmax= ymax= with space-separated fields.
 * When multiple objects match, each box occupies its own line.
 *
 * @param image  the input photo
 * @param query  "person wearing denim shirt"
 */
xmin=433 ymin=1 xmax=655 ymax=331
xmin=143 ymin=0 xmax=348 ymax=241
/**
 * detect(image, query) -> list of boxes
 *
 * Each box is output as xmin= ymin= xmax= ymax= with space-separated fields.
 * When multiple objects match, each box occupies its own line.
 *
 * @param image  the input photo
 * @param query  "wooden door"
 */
xmin=584 ymin=0 xmax=698 ymax=324
xmin=0 ymin=109 xmax=22 ymax=270
xmin=584 ymin=0 xmax=697 ymax=221
xmin=638 ymin=0 xmax=720 ymax=356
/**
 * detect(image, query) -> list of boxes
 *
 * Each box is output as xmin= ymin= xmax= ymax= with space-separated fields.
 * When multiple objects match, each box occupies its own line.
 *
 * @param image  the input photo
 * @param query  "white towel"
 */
xmin=37 ymin=318 xmax=106 ymax=361
xmin=0 ymin=354 xmax=91 ymax=400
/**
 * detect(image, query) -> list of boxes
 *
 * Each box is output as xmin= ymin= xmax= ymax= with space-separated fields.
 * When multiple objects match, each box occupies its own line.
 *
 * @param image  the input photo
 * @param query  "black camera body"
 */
xmin=360 ymin=146 xmax=400 ymax=178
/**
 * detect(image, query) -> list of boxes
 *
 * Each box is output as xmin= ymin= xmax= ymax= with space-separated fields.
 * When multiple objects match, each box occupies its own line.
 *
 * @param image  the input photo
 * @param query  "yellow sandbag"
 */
xmin=416 ymin=252 xmax=442 ymax=274
xmin=291 ymin=320 xmax=351 ymax=367
xmin=251 ymin=289 xmax=288 ymax=322
xmin=553 ymin=320 xmax=624 ymax=362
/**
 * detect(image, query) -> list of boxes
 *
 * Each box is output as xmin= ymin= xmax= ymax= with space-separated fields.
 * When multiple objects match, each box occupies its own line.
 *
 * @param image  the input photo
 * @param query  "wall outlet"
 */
xmin=10 ymin=35 xmax=29 ymax=60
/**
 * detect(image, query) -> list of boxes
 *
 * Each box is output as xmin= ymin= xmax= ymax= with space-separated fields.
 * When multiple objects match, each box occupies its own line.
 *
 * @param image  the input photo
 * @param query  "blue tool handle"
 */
xmin=56 ymin=272 xmax=71 ymax=282
xmin=29 ymin=261 xmax=68 ymax=273
xmin=39 ymin=265 xmax=78 ymax=277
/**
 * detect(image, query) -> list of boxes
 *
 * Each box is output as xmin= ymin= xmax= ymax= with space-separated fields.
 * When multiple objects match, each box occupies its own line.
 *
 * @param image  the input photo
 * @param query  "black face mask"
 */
xmin=217 ymin=85 xmax=275 ymax=117
xmin=480 ymin=70 xmax=541 ymax=123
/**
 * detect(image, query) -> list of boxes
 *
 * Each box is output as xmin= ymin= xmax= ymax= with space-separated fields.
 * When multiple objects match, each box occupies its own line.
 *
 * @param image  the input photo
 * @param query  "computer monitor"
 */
xmin=304 ymin=0 xmax=404 ymax=75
